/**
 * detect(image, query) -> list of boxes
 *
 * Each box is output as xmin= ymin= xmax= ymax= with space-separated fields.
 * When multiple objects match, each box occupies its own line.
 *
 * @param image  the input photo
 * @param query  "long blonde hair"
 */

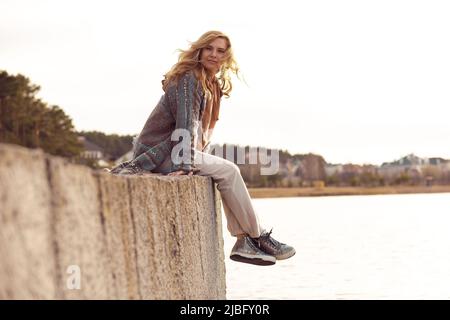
xmin=162 ymin=31 xmax=239 ymax=98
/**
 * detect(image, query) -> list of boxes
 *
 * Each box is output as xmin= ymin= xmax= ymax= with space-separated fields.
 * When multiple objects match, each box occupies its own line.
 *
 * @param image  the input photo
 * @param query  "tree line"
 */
xmin=0 ymin=70 xmax=82 ymax=157
xmin=0 ymin=70 xmax=134 ymax=161
xmin=3 ymin=70 xmax=448 ymax=187
xmin=79 ymin=130 xmax=134 ymax=160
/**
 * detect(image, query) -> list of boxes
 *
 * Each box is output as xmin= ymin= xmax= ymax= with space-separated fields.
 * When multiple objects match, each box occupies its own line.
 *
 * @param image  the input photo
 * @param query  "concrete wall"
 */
xmin=0 ymin=143 xmax=226 ymax=299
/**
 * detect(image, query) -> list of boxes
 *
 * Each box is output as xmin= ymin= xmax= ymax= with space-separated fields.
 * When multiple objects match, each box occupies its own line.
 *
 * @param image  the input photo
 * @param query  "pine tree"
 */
xmin=0 ymin=70 xmax=82 ymax=157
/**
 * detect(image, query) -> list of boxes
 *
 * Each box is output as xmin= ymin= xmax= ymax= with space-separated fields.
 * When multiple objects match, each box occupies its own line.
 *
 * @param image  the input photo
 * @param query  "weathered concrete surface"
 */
xmin=0 ymin=145 xmax=56 ymax=299
xmin=0 ymin=143 xmax=226 ymax=299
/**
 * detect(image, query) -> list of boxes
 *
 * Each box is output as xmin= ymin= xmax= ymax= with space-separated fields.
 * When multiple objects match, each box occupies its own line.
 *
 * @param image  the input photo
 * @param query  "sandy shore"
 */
xmin=248 ymin=185 xmax=450 ymax=198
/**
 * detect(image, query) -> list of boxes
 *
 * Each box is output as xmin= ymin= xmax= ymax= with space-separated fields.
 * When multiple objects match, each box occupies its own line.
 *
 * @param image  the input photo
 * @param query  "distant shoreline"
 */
xmin=248 ymin=185 xmax=450 ymax=198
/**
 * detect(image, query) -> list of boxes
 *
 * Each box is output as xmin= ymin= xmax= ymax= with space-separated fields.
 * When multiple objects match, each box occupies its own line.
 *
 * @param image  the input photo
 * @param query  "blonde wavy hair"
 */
xmin=162 ymin=31 xmax=239 ymax=98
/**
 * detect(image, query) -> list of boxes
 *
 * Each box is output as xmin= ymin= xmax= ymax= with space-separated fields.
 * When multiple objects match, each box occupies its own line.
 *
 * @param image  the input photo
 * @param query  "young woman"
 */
xmin=112 ymin=31 xmax=295 ymax=266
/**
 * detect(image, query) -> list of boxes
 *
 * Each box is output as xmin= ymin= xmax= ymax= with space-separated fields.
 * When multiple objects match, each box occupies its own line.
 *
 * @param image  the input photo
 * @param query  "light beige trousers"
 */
xmin=153 ymin=150 xmax=263 ymax=238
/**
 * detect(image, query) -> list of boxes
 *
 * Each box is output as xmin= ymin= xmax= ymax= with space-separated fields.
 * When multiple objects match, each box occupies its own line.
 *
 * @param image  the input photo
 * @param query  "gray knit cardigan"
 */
xmin=128 ymin=70 xmax=208 ymax=173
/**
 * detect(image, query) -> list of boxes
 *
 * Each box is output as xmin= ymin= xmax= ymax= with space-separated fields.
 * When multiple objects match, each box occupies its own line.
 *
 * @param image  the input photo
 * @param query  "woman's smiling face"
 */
xmin=200 ymin=37 xmax=227 ymax=75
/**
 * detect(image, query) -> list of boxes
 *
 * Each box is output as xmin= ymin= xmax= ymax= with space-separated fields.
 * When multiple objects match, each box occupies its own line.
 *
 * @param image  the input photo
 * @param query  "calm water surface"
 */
xmin=222 ymin=193 xmax=450 ymax=299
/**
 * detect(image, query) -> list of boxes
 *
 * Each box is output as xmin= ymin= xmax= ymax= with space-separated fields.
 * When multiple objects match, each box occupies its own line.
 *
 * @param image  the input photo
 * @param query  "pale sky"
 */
xmin=1 ymin=0 xmax=449 ymax=165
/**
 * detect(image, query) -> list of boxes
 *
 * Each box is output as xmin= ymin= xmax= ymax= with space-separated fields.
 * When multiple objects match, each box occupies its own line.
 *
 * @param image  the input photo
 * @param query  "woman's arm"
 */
xmin=167 ymin=71 xmax=203 ymax=173
xmin=131 ymin=72 xmax=201 ymax=174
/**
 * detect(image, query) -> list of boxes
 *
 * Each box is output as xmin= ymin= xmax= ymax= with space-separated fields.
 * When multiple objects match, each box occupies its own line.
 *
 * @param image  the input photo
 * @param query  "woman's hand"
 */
xmin=167 ymin=170 xmax=194 ymax=176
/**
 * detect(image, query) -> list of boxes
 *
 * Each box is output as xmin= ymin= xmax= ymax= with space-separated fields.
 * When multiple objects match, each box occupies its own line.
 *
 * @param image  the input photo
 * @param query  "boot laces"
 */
xmin=259 ymin=228 xmax=284 ymax=249
xmin=130 ymin=162 xmax=140 ymax=173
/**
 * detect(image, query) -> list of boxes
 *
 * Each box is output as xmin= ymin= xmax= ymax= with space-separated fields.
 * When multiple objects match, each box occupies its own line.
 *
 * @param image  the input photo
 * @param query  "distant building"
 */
xmin=324 ymin=164 xmax=343 ymax=176
xmin=439 ymin=160 xmax=450 ymax=171
xmin=76 ymin=136 xmax=112 ymax=168
xmin=382 ymin=153 xmax=427 ymax=167
xmin=78 ymin=136 xmax=105 ymax=159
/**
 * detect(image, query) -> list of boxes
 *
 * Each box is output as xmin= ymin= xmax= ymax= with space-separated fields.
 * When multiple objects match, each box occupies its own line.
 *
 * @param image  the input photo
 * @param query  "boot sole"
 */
xmin=230 ymin=254 xmax=276 ymax=266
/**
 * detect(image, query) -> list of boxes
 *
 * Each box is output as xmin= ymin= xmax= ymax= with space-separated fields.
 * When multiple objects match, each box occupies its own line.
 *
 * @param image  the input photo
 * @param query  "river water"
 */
xmin=222 ymin=193 xmax=450 ymax=299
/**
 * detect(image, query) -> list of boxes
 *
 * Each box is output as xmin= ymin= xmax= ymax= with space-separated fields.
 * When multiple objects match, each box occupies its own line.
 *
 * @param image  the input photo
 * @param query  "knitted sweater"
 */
xmin=132 ymin=70 xmax=217 ymax=172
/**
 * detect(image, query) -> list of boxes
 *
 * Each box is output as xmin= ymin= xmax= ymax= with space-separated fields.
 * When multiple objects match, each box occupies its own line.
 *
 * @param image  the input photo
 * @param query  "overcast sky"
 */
xmin=1 ymin=0 xmax=449 ymax=165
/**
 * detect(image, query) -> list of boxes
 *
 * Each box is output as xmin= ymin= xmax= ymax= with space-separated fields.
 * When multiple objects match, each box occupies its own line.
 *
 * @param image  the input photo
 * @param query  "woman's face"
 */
xmin=200 ymin=38 xmax=227 ymax=75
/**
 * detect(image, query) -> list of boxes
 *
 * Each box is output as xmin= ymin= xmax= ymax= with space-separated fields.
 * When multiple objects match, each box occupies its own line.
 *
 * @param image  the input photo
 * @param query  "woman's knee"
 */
xmin=224 ymin=160 xmax=241 ymax=176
